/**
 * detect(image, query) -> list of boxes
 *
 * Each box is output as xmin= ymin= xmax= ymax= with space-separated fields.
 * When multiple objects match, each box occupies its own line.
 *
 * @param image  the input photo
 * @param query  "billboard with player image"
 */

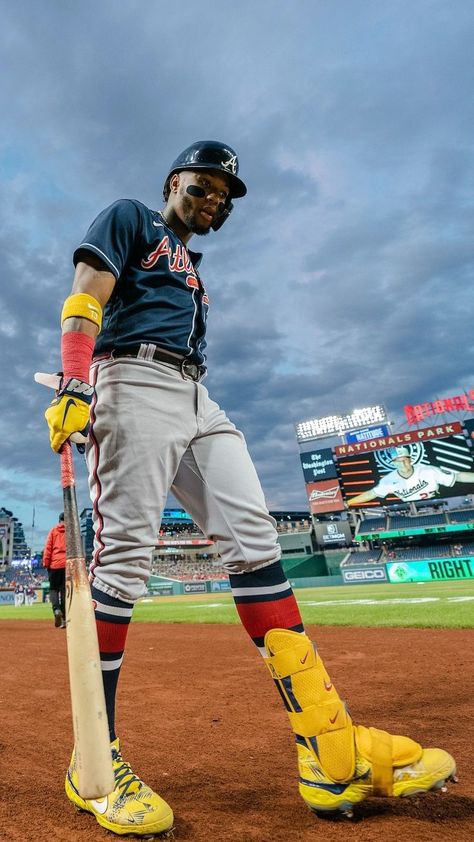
xmin=338 ymin=433 xmax=474 ymax=507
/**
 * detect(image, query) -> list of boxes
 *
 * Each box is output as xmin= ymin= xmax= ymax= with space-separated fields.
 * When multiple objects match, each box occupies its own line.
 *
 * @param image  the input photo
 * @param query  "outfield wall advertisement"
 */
xmin=387 ymin=557 xmax=474 ymax=583
xmin=211 ymin=580 xmax=231 ymax=592
xmin=342 ymin=565 xmax=388 ymax=584
xmin=183 ymin=581 xmax=207 ymax=593
xmin=343 ymin=557 xmax=474 ymax=585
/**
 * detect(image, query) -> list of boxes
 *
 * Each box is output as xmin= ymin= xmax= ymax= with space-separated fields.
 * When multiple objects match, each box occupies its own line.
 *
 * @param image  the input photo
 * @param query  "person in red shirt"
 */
xmin=43 ymin=513 xmax=66 ymax=628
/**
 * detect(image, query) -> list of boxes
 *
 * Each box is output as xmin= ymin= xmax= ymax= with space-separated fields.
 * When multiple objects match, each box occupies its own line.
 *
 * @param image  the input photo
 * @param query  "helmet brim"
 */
xmin=168 ymin=164 xmax=247 ymax=199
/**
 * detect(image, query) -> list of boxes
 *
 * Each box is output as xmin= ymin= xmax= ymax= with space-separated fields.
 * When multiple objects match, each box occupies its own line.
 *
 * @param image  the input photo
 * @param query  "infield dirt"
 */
xmin=1 ymin=622 xmax=473 ymax=841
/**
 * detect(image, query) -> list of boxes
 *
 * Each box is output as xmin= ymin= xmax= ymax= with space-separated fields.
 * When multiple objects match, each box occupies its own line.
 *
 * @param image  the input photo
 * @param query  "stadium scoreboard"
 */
xmin=296 ymin=404 xmax=474 ymax=515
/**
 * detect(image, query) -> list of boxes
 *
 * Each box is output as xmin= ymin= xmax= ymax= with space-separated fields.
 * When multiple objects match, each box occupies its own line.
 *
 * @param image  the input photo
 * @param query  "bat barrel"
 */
xmin=66 ymin=558 xmax=115 ymax=798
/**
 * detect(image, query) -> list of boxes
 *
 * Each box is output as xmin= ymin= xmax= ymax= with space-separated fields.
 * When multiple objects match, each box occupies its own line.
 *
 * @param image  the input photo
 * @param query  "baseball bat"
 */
xmin=61 ymin=442 xmax=114 ymax=798
xmin=36 ymin=372 xmax=114 ymax=798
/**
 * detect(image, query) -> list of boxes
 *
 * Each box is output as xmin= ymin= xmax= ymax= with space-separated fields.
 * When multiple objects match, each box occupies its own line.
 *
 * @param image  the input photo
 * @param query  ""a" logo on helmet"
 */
xmin=221 ymin=154 xmax=237 ymax=174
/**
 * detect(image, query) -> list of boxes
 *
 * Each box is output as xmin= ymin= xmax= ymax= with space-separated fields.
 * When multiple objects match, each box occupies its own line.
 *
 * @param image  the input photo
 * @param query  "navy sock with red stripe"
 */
xmin=229 ymin=560 xmax=304 ymax=654
xmin=91 ymin=584 xmax=133 ymax=742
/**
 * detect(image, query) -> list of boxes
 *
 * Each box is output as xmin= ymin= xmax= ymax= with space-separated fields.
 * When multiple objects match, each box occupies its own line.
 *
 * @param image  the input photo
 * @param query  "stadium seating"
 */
xmin=388 ymin=514 xmax=446 ymax=529
xmin=357 ymin=517 xmax=387 ymax=533
xmin=448 ymin=509 xmax=474 ymax=524
xmin=341 ymin=550 xmax=382 ymax=566
xmin=388 ymin=545 xmax=452 ymax=561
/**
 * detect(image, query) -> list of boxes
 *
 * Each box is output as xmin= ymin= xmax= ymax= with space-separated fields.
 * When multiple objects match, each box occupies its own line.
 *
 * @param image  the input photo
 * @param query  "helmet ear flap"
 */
xmin=212 ymin=199 xmax=234 ymax=231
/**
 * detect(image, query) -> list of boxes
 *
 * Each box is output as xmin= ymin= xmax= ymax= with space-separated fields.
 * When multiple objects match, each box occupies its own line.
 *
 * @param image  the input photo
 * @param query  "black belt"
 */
xmin=107 ymin=346 xmax=206 ymax=382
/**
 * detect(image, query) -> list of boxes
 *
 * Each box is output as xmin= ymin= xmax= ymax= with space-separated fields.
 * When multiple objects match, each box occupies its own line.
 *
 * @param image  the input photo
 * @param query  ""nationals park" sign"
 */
xmin=334 ymin=422 xmax=463 ymax=457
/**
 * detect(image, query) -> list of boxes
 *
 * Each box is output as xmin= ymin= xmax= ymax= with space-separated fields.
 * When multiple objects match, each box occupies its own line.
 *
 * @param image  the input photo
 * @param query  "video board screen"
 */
xmin=338 ymin=433 xmax=474 ymax=507
xmin=464 ymin=419 xmax=474 ymax=441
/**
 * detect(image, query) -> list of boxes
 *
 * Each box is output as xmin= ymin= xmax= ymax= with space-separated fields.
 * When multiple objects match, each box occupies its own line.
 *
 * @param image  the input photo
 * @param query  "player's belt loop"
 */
xmin=138 ymin=343 xmax=156 ymax=360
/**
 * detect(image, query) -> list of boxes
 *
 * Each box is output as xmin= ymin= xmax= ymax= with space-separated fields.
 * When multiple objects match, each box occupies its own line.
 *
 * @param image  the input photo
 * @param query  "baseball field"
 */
xmin=2 ymin=579 xmax=473 ymax=841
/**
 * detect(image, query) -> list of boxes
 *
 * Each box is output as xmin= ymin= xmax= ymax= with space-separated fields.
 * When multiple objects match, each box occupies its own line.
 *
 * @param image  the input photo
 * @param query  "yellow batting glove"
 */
xmin=44 ymin=378 xmax=94 ymax=452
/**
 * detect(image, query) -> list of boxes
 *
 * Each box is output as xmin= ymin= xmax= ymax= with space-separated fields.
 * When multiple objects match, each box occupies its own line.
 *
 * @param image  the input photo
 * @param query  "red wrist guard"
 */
xmin=61 ymin=332 xmax=95 ymax=382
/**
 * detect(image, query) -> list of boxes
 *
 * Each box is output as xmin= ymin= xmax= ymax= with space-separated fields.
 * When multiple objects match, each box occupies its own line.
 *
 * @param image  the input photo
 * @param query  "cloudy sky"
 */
xmin=2 ymin=0 xmax=473 ymax=550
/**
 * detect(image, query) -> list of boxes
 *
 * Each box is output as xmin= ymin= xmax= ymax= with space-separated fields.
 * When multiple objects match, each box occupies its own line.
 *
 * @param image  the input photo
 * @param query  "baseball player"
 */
xmin=14 ymin=582 xmax=25 ymax=607
xmin=348 ymin=446 xmax=474 ymax=506
xmin=25 ymin=584 xmax=35 ymax=606
xmin=44 ymin=141 xmax=455 ymax=835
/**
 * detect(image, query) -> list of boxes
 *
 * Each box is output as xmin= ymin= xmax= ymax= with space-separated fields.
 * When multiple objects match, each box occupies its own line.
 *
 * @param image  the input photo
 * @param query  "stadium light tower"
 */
xmin=295 ymin=405 xmax=388 ymax=443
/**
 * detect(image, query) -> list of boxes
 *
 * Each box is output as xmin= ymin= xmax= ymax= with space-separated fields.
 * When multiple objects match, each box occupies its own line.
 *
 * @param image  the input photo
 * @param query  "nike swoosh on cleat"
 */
xmin=89 ymin=797 xmax=109 ymax=815
xmin=61 ymin=398 xmax=77 ymax=427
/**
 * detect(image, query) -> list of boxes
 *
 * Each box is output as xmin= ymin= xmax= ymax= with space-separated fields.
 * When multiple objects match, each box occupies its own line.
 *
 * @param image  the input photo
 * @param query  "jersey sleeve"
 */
xmin=370 ymin=474 xmax=395 ymax=498
xmin=73 ymin=199 xmax=143 ymax=279
xmin=428 ymin=466 xmax=457 ymax=487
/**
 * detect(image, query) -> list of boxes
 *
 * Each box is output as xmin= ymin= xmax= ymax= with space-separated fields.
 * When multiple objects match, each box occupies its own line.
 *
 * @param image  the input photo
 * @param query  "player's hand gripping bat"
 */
xmin=35 ymin=372 xmax=114 ymax=799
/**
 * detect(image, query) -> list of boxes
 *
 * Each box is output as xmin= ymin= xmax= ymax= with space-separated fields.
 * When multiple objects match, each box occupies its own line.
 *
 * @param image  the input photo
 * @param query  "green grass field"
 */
xmin=2 ymin=579 xmax=474 ymax=627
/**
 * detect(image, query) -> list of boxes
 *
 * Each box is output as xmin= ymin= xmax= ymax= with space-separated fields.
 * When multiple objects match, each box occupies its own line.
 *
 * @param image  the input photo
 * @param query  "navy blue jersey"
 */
xmin=73 ymin=199 xmax=209 ymax=365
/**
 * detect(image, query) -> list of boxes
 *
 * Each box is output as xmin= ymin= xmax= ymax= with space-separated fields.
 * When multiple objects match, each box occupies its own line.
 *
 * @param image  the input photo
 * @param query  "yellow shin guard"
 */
xmin=264 ymin=629 xmax=454 ymax=813
xmin=264 ymin=628 xmax=357 ymax=783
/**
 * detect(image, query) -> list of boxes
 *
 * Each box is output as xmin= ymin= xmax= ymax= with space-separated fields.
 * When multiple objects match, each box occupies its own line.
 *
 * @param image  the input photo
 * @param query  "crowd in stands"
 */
xmin=453 ymin=541 xmax=474 ymax=555
xmin=0 ymin=566 xmax=48 ymax=587
xmin=157 ymin=519 xmax=311 ymax=539
xmin=275 ymin=519 xmax=311 ymax=533
xmin=159 ymin=523 xmax=204 ymax=538
xmin=151 ymin=555 xmax=227 ymax=581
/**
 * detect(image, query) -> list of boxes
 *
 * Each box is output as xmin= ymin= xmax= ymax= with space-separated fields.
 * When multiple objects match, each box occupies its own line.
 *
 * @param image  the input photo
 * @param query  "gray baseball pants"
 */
xmin=86 ymin=356 xmax=281 ymax=602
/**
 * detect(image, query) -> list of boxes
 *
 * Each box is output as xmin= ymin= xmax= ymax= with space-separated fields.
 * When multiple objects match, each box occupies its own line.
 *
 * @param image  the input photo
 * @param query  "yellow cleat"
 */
xmin=264 ymin=629 xmax=457 ymax=817
xmin=297 ymin=739 xmax=456 ymax=815
xmin=65 ymin=738 xmax=174 ymax=836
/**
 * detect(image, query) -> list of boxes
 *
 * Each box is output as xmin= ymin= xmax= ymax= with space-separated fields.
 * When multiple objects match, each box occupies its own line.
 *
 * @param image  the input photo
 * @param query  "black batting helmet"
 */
xmin=163 ymin=140 xmax=247 ymax=202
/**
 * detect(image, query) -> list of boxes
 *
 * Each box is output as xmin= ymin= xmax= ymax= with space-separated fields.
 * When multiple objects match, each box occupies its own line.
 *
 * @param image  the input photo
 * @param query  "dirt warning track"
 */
xmin=1 ymin=622 xmax=473 ymax=842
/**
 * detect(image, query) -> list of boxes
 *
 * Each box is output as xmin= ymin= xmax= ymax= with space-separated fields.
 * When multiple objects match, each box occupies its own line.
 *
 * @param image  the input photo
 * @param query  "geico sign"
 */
xmin=344 ymin=569 xmax=386 ymax=581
